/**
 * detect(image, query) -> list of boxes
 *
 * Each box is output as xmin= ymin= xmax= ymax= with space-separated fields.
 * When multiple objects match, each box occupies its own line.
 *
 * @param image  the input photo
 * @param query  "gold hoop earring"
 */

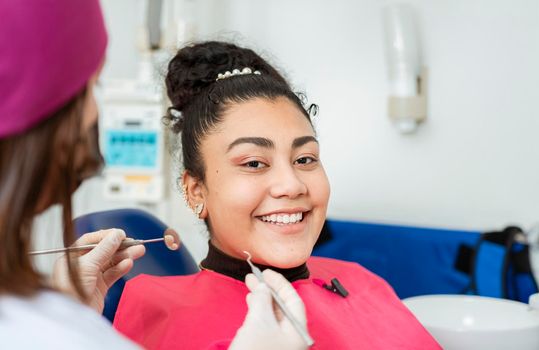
xmin=195 ymin=203 xmax=204 ymax=218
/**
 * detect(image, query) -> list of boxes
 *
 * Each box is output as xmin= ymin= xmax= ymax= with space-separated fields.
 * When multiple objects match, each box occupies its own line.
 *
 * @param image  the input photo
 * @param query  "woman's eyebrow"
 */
xmin=292 ymin=136 xmax=318 ymax=149
xmin=227 ymin=135 xmax=318 ymax=153
xmin=227 ymin=137 xmax=274 ymax=152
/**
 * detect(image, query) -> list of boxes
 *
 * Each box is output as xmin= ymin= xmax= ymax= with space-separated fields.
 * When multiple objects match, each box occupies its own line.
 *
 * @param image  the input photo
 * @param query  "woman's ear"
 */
xmin=182 ymin=171 xmax=207 ymax=219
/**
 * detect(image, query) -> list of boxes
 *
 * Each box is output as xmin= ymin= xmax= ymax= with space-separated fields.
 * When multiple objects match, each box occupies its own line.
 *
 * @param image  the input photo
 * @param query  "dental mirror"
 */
xmin=29 ymin=228 xmax=181 ymax=256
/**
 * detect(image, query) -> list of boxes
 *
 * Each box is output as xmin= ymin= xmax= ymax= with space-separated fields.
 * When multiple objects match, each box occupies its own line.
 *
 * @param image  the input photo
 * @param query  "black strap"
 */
xmin=458 ymin=226 xmax=526 ymax=299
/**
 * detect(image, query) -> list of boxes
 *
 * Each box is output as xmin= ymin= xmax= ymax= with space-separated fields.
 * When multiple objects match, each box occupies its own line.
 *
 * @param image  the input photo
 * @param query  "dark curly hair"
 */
xmin=164 ymin=41 xmax=315 ymax=182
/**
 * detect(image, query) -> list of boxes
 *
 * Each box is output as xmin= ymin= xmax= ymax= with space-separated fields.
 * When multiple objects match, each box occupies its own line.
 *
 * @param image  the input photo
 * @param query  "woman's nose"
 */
xmin=268 ymin=163 xmax=307 ymax=199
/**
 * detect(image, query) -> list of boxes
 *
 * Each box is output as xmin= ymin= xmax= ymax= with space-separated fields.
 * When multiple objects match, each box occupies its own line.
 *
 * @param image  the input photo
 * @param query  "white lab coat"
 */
xmin=0 ymin=290 xmax=139 ymax=349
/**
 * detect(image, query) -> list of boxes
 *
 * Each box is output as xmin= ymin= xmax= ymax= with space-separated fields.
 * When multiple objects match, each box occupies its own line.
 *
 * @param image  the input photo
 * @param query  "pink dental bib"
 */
xmin=114 ymin=257 xmax=441 ymax=349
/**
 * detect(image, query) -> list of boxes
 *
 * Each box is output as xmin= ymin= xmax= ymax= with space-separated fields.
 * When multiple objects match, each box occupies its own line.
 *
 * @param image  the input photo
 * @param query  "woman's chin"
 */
xmin=257 ymin=251 xmax=311 ymax=269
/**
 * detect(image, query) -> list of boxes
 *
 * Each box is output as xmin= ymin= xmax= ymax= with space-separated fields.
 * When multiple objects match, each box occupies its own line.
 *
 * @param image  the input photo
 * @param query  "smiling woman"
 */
xmin=196 ymin=96 xmax=329 ymax=269
xmin=113 ymin=41 xmax=441 ymax=349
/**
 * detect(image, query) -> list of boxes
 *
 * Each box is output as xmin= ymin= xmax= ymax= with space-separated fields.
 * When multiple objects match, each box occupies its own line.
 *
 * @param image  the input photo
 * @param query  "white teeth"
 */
xmin=260 ymin=212 xmax=304 ymax=224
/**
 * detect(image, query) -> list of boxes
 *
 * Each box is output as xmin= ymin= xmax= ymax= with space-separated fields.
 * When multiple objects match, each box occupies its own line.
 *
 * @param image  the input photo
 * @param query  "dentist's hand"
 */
xmin=52 ymin=229 xmax=145 ymax=313
xmin=229 ymin=269 xmax=310 ymax=350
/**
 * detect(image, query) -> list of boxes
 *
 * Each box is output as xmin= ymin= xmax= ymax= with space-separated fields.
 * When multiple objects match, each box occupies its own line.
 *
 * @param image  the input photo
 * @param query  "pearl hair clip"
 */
xmin=216 ymin=67 xmax=261 ymax=81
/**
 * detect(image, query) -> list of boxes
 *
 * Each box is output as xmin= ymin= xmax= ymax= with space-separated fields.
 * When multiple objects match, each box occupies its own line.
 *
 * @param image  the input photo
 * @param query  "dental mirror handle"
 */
xmin=29 ymin=228 xmax=181 ymax=256
xmin=29 ymin=238 xmax=159 ymax=256
xmin=243 ymin=251 xmax=314 ymax=347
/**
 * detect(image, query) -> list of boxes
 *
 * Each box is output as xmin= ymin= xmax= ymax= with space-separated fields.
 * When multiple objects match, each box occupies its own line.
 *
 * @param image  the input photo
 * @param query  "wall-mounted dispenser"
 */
xmin=382 ymin=3 xmax=427 ymax=134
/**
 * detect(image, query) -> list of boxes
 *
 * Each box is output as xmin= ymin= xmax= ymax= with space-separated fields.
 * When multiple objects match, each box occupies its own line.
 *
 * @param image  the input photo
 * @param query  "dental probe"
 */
xmin=243 ymin=251 xmax=314 ymax=347
xmin=29 ymin=228 xmax=180 ymax=256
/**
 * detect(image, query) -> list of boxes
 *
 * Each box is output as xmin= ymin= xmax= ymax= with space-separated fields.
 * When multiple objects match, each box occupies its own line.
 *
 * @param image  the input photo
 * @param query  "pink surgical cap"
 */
xmin=0 ymin=0 xmax=108 ymax=137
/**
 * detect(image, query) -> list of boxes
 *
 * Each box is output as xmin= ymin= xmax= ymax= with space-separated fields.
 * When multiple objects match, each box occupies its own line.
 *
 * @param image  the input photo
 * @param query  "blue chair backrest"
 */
xmin=74 ymin=208 xmax=199 ymax=321
xmin=313 ymin=219 xmax=537 ymax=302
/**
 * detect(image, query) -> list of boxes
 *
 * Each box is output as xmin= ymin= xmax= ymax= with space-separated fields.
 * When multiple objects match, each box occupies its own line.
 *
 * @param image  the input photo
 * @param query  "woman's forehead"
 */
xmin=217 ymin=97 xmax=314 ymax=137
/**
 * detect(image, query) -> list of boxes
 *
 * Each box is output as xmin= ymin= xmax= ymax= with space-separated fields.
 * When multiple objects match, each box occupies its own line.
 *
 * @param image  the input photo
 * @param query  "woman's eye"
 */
xmin=244 ymin=160 xmax=267 ymax=169
xmin=295 ymin=156 xmax=317 ymax=165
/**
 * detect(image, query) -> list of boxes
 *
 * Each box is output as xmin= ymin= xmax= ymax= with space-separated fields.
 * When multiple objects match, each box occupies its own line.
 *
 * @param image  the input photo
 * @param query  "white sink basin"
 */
xmin=403 ymin=294 xmax=539 ymax=350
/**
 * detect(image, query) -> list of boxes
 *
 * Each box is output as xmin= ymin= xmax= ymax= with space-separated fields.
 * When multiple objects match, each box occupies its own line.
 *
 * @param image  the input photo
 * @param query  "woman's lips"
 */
xmin=258 ymin=211 xmax=304 ymax=224
xmin=256 ymin=211 xmax=310 ymax=234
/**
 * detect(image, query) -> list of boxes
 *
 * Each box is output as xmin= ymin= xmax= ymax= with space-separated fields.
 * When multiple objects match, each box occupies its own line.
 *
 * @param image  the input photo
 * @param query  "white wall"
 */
xmin=32 ymin=0 xmax=536 ymax=269
xmin=192 ymin=0 xmax=539 ymax=233
xmin=173 ymin=0 xmax=539 ymax=233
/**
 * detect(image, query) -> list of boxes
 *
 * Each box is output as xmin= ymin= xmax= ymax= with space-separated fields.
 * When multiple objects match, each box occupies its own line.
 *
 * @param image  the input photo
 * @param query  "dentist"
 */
xmin=0 ymin=1 xmax=308 ymax=349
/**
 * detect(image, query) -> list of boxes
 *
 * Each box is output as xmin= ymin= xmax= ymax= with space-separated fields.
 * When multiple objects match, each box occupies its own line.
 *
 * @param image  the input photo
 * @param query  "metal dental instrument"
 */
xmin=29 ymin=228 xmax=180 ymax=256
xmin=242 ymin=251 xmax=314 ymax=347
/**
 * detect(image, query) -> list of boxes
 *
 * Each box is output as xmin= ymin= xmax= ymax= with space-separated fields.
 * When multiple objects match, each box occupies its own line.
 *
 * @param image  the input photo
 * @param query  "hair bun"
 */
xmin=165 ymin=41 xmax=287 ymax=114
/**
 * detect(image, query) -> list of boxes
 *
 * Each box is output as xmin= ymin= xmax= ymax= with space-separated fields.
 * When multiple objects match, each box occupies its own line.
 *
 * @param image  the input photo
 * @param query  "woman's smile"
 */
xmin=259 ymin=211 xmax=305 ymax=225
xmin=255 ymin=208 xmax=310 ymax=234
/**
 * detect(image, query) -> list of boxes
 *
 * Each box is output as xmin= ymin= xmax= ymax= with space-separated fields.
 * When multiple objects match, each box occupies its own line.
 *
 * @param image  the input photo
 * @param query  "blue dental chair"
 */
xmin=74 ymin=208 xmax=199 ymax=322
xmin=313 ymin=219 xmax=538 ymax=303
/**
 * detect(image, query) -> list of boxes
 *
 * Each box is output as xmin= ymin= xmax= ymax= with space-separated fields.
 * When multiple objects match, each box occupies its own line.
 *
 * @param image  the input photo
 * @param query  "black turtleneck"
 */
xmin=199 ymin=241 xmax=310 ymax=282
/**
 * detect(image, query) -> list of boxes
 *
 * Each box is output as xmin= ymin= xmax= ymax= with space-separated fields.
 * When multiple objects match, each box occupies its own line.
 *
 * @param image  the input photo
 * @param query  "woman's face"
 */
xmin=36 ymin=67 xmax=103 ymax=213
xmin=81 ymin=72 xmax=100 ymax=130
xmin=74 ymin=71 xmax=104 ymax=182
xmin=197 ymin=97 xmax=330 ymax=268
